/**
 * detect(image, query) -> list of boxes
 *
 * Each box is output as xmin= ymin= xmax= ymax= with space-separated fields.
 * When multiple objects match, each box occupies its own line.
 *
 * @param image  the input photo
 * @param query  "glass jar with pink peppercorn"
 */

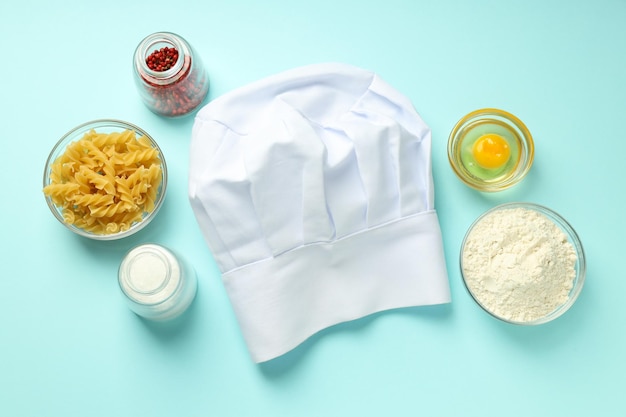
xmin=133 ymin=32 xmax=209 ymax=117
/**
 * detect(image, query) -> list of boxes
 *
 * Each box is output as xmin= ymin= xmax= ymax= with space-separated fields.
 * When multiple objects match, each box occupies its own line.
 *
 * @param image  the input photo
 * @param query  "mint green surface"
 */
xmin=2 ymin=1 xmax=624 ymax=416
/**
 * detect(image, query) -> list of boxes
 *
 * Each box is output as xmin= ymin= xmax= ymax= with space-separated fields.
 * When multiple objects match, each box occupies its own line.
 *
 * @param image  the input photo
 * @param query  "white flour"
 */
xmin=461 ymin=207 xmax=578 ymax=322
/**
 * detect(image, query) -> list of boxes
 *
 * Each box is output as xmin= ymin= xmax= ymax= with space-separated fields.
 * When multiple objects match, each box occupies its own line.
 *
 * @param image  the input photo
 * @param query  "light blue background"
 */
xmin=1 ymin=1 xmax=624 ymax=416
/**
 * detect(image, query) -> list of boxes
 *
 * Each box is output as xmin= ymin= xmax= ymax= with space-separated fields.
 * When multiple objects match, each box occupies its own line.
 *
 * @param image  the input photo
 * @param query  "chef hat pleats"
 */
xmin=189 ymin=63 xmax=451 ymax=363
xmin=245 ymin=102 xmax=335 ymax=253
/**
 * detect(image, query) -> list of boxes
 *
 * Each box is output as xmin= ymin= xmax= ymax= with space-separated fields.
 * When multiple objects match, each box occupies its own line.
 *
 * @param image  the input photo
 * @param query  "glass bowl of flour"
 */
xmin=460 ymin=202 xmax=586 ymax=325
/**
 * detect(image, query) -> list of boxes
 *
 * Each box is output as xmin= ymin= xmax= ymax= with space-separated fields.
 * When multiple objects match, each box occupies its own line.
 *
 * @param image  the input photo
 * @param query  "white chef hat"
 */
xmin=188 ymin=63 xmax=450 ymax=363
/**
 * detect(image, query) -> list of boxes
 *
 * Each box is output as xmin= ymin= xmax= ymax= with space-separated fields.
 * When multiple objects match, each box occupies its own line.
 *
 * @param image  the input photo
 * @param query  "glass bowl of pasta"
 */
xmin=43 ymin=119 xmax=168 ymax=240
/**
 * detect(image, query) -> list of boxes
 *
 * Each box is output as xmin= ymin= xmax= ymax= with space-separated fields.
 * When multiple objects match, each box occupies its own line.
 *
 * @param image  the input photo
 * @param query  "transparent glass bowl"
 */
xmin=43 ymin=119 xmax=168 ymax=240
xmin=460 ymin=202 xmax=586 ymax=325
xmin=448 ymin=108 xmax=534 ymax=192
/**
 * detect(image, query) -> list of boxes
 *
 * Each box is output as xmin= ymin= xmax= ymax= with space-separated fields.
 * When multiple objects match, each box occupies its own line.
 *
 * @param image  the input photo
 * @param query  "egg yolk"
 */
xmin=472 ymin=134 xmax=511 ymax=169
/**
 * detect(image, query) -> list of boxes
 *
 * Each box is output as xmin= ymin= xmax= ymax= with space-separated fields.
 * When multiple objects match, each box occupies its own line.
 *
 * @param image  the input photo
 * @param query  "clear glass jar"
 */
xmin=133 ymin=32 xmax=209 ymax=117
xmin=118 ymin=243 xmax=198 ymax=321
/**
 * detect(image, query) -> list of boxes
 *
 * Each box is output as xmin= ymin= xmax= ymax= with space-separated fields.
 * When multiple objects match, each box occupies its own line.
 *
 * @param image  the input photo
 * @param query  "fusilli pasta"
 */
xmin=43 ymin=128 xmax=163 ymax=235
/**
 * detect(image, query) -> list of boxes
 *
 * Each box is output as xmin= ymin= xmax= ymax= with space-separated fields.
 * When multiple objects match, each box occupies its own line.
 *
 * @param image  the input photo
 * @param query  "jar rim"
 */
xmin=118 ymin=243 xmax=183 ymax=306
xmin=134 ymin=31 xmax=191 ymax=84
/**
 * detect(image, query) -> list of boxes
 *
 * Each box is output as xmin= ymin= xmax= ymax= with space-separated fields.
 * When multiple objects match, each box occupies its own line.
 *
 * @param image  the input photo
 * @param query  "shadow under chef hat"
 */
xmin=189 ymin=63 xmax=450 ymax=363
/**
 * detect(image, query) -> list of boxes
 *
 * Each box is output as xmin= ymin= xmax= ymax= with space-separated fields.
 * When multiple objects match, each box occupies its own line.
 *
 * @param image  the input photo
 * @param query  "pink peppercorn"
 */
xmin=146 ymin=47 xmax=179 ymax=71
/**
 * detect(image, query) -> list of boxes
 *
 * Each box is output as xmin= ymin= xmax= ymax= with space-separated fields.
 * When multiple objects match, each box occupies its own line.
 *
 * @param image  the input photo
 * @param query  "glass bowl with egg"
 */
xmin=43 ymin=119 xmax=168 ymax=240
xmin=448 ymin=108 xmax=534 ymax=192
xmin=459 ymin=202 xmax=586 ymax=325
